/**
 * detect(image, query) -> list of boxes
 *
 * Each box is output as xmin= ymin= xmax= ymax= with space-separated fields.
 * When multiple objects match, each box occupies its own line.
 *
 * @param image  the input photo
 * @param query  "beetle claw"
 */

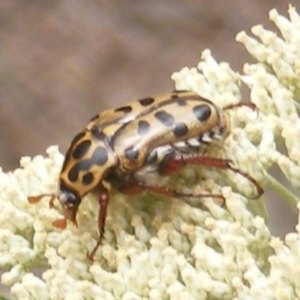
xmin=86 ymin=250 xmax=94 ymax=262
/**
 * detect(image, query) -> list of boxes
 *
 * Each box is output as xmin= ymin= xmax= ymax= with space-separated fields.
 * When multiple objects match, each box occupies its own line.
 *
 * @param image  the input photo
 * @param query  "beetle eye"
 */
xmin=65 ymin=192 xmax=80 ymax=207
xmin=59 ymin=184 xmax=81 ymax=208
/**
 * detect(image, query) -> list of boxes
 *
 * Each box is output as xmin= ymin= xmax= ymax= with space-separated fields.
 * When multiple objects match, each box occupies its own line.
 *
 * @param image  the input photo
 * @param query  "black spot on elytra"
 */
xmin=174 ymin=122 xmax=188 ymax=137
xmin=174 ymin=98 xmax=186 ymax=106
xmin=71 ymin=132 xmax=86 ymax=145
xmin=67 ymin=146 xmax=109 ymax=183
xmin=82 ymin=172 xmax=94 ymax=185
xmin=61 ymin=132 xmax=86 ymax=172
xmin=139 ymin=97 xmax=155 ymax=106
xmin=154 ymin=110 xmax=174 ymax=127
xmin=92 ymin=146 xmax=109 ymax=165
xmin=173 ymin=90 xmax=187 ymax=93
xmin=137 ymin=120 xmax=150 ymax=135
xmin=115 ymin=105 xmax=132 ymax=114
xmin=72 ymin=140 xmax=91 ymax=159
xmin=89 ymin=114 xmax=99 ymax=122
xmin=124 ymin=146 xmax=139 ymax=161
xmin=193 ymin=104 xmax=212 ymax=122
xmin=68 ymin=160 xmax=90 ymax=182
xmin=91 ymin=127 xmax=106 ymax=140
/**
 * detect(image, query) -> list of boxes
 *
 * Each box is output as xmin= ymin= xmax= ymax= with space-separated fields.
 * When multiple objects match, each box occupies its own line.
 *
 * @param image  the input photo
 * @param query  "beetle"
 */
xmin=29 ymin=90 xmax=263 ymax=260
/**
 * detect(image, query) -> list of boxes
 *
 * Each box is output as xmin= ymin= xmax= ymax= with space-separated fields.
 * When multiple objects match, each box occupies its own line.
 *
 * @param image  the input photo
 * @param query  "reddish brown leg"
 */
xmin=160 ymin=154 xmax=263 ymax=199
xmin=223 ymin=102 xmax=256 ymax=111
xmin=122 ymin=181 xmax=224 ymax=200
xmin=88 ymin=186 xmax=110 ymax=261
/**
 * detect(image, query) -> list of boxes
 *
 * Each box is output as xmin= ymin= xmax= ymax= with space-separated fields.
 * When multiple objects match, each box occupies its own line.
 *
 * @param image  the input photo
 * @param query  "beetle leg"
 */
xmin=88 ymin=186 xmax=109 ymax=261
xmin=223 ymin=102 xmax=256 ymax=111
xmin=122 ymin=181 xmax=224 ymax=200
xmin=160 ymin=154 xmax=263 ymax=199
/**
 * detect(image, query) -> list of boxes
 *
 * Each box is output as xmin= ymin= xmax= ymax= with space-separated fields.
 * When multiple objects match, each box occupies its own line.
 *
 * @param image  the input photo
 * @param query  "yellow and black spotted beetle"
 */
xmin=29 ymin=90 xmax=263 ymax=260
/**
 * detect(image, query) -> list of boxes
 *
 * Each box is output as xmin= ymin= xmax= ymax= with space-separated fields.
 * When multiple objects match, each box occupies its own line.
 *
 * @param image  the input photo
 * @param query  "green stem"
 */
xmin=265 ymin=173 xmax=299 ymax=206
xmin=293 ymin=101 xmax=300 ymax=112
xmin=0 ymin=293 xmax=11 ymax=300
xmin=250 ymin=196 xmax=269 ymax=221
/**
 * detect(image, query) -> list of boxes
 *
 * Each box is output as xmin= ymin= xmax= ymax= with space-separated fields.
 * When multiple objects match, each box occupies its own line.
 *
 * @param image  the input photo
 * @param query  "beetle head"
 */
xmin=57 ymin=183 xmax=81 ymax=226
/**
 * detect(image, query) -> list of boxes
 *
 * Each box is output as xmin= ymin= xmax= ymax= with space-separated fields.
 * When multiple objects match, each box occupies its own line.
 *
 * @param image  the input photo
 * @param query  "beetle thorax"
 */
xmin=59 ymin=129 xmax=118 ymax=199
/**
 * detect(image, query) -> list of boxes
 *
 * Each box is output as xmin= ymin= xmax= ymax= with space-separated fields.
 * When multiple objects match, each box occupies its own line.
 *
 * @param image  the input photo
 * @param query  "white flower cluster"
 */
xmin=1 ymin=5 xmax=300 ymax=300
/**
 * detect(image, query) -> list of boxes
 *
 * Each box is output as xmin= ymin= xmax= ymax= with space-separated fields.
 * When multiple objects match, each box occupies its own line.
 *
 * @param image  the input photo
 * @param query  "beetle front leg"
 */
xmin=88 ymin=186 xmax=110 ymax=261
xmin=160 ymin=154 xmax=263 ymax=199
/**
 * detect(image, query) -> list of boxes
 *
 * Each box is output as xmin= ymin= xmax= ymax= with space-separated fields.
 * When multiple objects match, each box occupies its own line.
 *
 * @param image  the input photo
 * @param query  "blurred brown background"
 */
xmin=1 ymin=1 xmax=300 ymax=298
xmin=0 ymin=1 xmax=299 ymax=236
